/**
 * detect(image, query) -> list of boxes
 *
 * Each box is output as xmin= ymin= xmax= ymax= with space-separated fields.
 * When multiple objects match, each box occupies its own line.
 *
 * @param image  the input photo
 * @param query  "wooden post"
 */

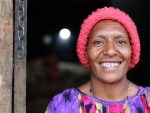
xmin=14 ymin=0 xmax=27 ymax=113
xmin=0 ymin=0 xmax=13 ymax=113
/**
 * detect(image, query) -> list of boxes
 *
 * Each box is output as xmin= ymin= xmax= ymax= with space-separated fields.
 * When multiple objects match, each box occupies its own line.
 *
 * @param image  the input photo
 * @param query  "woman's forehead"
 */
xmin=92 ymin=20 xmax=126 ymax=31
xmin=89 ymin=20 xmax=129 ymax=38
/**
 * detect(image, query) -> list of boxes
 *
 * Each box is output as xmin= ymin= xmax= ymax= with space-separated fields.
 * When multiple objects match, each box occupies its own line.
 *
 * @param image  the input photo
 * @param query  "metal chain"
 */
xmin=17 ymin=0 xmax=25 ymax=59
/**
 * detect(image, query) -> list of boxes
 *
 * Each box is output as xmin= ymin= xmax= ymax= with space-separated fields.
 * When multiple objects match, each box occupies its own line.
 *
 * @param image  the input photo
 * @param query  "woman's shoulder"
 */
xmin=51 ymin=88 xmax=79 ymax=102
xmin=144 ymin=86 xmax=150 ymax=90
xmin=140 ymin=86 xmax=150 ymax=107
xmin=142 ymin=86 xmax=150 ymax=95
xmin=46 ymin=88 xmax=79 ymax=113
xmin=143 ymin=86 xmax=150 ymax=97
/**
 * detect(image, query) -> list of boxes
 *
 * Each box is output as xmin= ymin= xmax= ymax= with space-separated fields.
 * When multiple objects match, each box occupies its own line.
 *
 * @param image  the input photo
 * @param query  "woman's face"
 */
xmin=86 ymin=20 xmax=132 ymax=83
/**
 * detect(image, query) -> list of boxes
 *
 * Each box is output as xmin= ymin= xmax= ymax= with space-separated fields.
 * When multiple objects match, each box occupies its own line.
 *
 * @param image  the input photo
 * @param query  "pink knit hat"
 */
xmin=77 ymin=7 xmax=140 ymax=69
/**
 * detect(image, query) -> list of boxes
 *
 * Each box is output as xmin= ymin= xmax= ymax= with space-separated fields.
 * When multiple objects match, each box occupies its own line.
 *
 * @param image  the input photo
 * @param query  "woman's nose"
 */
xmin=103 ymin=43 xmax=117 ymax=56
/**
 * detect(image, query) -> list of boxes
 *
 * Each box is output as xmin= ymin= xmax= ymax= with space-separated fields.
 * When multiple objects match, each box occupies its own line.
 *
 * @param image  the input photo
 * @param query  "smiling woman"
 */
xmin=45 ymin=7 xmax=150 ymax=113
xmin=86 ymin=20 xmax=132 ymax=84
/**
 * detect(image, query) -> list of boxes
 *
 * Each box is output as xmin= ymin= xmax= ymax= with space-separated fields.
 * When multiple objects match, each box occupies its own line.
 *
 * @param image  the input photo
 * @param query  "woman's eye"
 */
xmin=116 ymin=40 xmax=127 ymax=45
xmin=94 ymin=40 xmax=104 ymax=46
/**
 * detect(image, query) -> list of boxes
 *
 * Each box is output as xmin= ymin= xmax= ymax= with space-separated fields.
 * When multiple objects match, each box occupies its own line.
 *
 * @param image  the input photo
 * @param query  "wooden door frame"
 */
xmin=14 ymin=0 xmax=27 ymax=112
xmin=0 ymin=0 xmax=27 ymax=112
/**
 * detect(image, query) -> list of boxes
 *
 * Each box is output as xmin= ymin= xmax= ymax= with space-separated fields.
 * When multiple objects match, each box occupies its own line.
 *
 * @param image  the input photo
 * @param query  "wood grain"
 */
xmin=0 ymin=0 xmax=13 ymax=113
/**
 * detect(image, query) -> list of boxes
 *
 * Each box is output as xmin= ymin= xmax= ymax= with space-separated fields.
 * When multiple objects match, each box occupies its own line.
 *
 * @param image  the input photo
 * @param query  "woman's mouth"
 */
xmin=100 ymin=62 xmax=120 ymax=68
xmin=98 ymin=60 xmax=122 ymax=72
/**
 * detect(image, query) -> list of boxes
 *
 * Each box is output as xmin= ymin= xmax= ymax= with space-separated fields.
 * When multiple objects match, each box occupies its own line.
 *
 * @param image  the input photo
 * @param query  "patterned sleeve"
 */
xmin=145 ymin=87 xmax=150 ymax=107
xmin=44 ymin=88 xmax=79 ymax=113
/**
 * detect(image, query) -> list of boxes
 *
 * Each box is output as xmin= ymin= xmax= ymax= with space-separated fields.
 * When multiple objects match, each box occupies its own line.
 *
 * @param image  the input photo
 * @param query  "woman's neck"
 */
xmin=90 ymin=76 xmax=130 ymax=102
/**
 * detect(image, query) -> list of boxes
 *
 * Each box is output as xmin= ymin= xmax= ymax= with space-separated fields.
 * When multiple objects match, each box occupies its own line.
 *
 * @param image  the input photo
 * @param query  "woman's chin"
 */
xmin=98 ymin=75 xmax=122 ymax=84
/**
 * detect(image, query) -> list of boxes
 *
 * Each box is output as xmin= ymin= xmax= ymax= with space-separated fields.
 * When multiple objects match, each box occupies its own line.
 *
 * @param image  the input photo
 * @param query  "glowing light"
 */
xmin=59 ymin=28 xmax=71 ymax=40
xmin=42 ymin=34 xmax=52 ymax=45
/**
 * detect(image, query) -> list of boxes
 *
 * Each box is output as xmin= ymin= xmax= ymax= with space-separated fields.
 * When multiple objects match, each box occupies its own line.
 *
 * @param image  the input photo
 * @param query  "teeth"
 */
xmin=101 ymin=63 xmax=120 ymax=68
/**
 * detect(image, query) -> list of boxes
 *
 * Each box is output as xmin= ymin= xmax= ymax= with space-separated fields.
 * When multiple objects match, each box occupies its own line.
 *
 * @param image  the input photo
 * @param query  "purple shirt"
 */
xmin=45 ymin=86 xmax=150 ymax=113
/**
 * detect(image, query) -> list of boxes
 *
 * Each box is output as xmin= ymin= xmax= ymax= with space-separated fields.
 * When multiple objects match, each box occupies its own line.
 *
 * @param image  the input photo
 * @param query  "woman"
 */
xmin=45 ymin=7 xmax=150 ymax=113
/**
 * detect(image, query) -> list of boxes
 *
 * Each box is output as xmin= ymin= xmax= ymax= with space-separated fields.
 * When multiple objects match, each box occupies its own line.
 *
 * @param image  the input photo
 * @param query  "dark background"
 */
xmin=27 ymin=0 xmax=150 ymax=113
